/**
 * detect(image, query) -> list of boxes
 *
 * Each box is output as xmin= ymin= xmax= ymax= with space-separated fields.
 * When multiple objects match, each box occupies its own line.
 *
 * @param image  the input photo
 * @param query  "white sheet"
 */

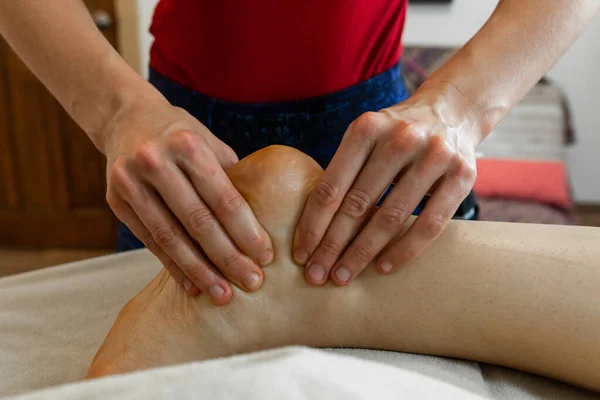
xmin=1 ymin=347 xmax=496 ymax=400
xmin=0 ymin=250 xmax=597 ymax=399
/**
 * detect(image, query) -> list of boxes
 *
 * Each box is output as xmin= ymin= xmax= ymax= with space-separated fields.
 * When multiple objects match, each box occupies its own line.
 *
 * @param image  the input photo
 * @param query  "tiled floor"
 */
xmin=2 ymin=207 xmax=600 ymax=279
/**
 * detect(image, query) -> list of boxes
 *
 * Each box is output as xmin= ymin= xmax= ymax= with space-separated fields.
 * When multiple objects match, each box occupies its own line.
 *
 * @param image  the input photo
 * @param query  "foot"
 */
xmin=86 ymin=146 xmax=349 ymax=378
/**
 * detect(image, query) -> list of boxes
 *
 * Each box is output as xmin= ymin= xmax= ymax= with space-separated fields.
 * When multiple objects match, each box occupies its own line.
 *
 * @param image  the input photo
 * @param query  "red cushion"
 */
xmin=473 ymin=158 xmax=572 ymax=210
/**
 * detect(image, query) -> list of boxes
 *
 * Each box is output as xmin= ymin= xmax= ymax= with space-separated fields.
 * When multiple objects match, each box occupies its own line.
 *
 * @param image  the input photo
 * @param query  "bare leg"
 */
xmin=87 ymin=146 xmax=600 ymax=392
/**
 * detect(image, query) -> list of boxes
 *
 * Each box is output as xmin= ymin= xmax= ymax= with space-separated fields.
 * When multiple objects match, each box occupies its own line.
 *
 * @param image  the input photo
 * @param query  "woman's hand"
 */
xmin=103 ymin=97 xmax=274 ymax=304
xmin=294 ymin=84 xmax=479 ymax=285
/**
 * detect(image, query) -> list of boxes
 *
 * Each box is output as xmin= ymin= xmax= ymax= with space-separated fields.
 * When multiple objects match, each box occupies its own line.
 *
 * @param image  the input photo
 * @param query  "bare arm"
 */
xmin=0 ymin=0 xmax=274 ymax=303
xmin=420 ymin=0 xmax=600 ymax=140
xmin=0 ymin=0 xmax=154 ymax=151
xmin=295 ymin=0 xmax=600 ymax=290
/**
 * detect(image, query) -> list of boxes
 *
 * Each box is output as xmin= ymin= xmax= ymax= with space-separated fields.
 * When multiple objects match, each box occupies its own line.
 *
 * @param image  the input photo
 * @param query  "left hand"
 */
xmin=293 ymin=86 xmax=479 ymax=285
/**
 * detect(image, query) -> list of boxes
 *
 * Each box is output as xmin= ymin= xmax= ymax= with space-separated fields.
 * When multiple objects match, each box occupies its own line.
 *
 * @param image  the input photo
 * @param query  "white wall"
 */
xmin=136 ymin=0 xmax=159 ymax=79
xmin=547 ymin=22 xmax=600 ymax=202
xmin=404 ymin=1 xmax=498 ymax=46
xmin=135 ymin=0 xmax=600 ymax=202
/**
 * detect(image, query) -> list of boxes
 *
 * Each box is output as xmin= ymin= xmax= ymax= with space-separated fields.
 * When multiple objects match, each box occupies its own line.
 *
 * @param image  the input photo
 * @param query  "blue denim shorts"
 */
xmin=117 ymin=63 xmax=478 ymax=251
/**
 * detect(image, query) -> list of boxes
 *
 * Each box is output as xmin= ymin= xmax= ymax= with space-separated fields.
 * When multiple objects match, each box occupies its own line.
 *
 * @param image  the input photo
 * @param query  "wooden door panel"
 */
xmin=5 ymin=49 xmax=68 ymax=210
xmin=0 ymin=210 xmax=116 ymax=248
xmin=64 ymin=116 xmax=108 ymax=209
xmin=0 ymin=0 xmax=118 ymax=248
xmin=0 ymin=43 xmax=20 ymax=210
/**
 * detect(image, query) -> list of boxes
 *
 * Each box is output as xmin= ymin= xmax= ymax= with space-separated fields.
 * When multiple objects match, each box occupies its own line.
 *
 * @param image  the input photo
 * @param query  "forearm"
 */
xmin=0 ymin=0 xmax=164 ymax=152
xmin=417 ymin=0 xmax=600 ymax=143
xmin=334 ymin=220 xmax=600 ymax=391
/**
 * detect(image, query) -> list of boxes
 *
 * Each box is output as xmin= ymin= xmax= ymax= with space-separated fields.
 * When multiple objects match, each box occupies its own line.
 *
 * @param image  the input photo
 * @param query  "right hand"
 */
xmin=102 ymin=97 xmax=274 ymax=305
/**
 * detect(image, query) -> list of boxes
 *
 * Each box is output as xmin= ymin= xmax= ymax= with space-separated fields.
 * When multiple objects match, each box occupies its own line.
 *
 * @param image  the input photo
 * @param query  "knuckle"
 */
xmin=107 ymin=161 xmax=136 ymax=202
xmin=401 ymin=245 xmax=420 ymax=262
xmin=168 ymin=130 xmax=202 ymax=160
xmin=354 ymin=111 xmax=381 ymax=131
xmin=151 ymin=224 xmax=178 ymax=248
xmin=216 ymin=187 xmax=244 ymax=215
xmin=340 ymin=188 xmax=372 ymax=219
xmin=133 ymin=143 xmax=163 ymax=173
xmin=427 ymin=136 xmax=454 ymax=164
xmin=351 ymin=243 xmax=374 ymax=264
xmin=378 ymin=202 xmax=409 ymax=230
xmin=188 ymin=207 xmax=218 ymax=235
xmin=183 ymin=265 xmax=209 ymax=286
xmin=108 ymin=158 xmax=130 ymax=187
xmin=313 ymin=177 xmax=341 ymax=208
xmin=141 ymin=233 xmax=160 ymax=254
xmin=197 ymin=161 xmax=219 ymax=180
xmin=455 ymin=159 xmax=477 ymax=183
xmin=420 ymin=214 xmax=446 ymax=237
xmin=319 ymin=238 xmax=344 ymax=256
xmin=221 ymin=251 xmax=243 ymax=270
xmin=388 ymin=126 xmax=423 ymax=154
xmin=301 ymin=228 xmax=322 ymax=248
xmin=351 ymin=112 xmax=383 ymax=144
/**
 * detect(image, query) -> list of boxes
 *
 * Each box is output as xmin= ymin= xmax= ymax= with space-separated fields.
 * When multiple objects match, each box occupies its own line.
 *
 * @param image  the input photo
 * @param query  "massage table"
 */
xmin=0 ymin=250 xmax=598 ymax=399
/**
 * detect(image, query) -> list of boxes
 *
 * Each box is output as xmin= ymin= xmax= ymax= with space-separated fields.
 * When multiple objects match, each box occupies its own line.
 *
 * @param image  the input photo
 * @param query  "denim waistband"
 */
xmin=149 ymin=63 xmax=407 ymax=120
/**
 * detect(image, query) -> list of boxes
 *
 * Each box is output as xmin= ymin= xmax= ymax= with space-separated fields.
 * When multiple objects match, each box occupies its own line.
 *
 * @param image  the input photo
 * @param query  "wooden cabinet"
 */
xmin=0 ymin=0 xmax=119 ymax=248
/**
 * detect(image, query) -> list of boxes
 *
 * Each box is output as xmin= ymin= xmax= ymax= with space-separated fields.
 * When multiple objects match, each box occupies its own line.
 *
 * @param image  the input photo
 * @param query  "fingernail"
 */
xmin=380 ymin=261 xmax=394 ymax=273
xmin=334 ymin=267 xmax=351 ymax=283
xmin=243 ymin=272 xmax=262 ymax=291
xmin=307 ymin=264 xmax=327 ymax=283
xmin=183 ymin=278 xmax=193 ymax=293
xmin=294 ymin=248 xmax=309 ymax=265
xmin=259 ymin=250 xmax=273 ymax=266
xmin=209 ymin=284 xmax=225 ymax=302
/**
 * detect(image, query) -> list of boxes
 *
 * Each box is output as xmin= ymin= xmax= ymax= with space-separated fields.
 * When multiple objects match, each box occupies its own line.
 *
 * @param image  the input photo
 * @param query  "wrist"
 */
xmin=71 ymin=51 xmax=167 ymax=154
xmin=414 ymin=80 xmax=487 ymax=146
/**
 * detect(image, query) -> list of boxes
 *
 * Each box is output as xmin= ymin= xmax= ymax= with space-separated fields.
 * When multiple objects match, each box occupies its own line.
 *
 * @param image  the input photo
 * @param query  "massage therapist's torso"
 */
xmin=149 ymin=0 xmax=408 ymax=103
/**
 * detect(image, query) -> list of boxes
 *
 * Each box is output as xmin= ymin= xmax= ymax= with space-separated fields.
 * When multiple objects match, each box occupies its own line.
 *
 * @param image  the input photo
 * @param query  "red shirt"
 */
xmin=150 ymin=0 xmax=407 ymax=103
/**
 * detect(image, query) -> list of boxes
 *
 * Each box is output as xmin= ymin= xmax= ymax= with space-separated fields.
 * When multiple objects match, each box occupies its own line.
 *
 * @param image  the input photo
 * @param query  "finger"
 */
xmin=376 ymin=174 xmax=472 ymax=273
xmin=108 ymin=192 xmax=201 ymax=296
xmin=116 ymin=175 xmax=233 ymax=305
xmin=147 ymin=162 xmax=265 ymax=292
xmin=192 ymin=128 xmax=239 ymax=169
xmin=293 ymin=112 xmax=384 ymax=265
xmin=212 ymin=143 xmax=239 ymax=170
xmin=304 ymin=139 xmax=413 ymax=284
xmin=168 ymin=131 xmax=274 ymax=267
xmin=330 ymin=149 xmax=448 ymax=286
